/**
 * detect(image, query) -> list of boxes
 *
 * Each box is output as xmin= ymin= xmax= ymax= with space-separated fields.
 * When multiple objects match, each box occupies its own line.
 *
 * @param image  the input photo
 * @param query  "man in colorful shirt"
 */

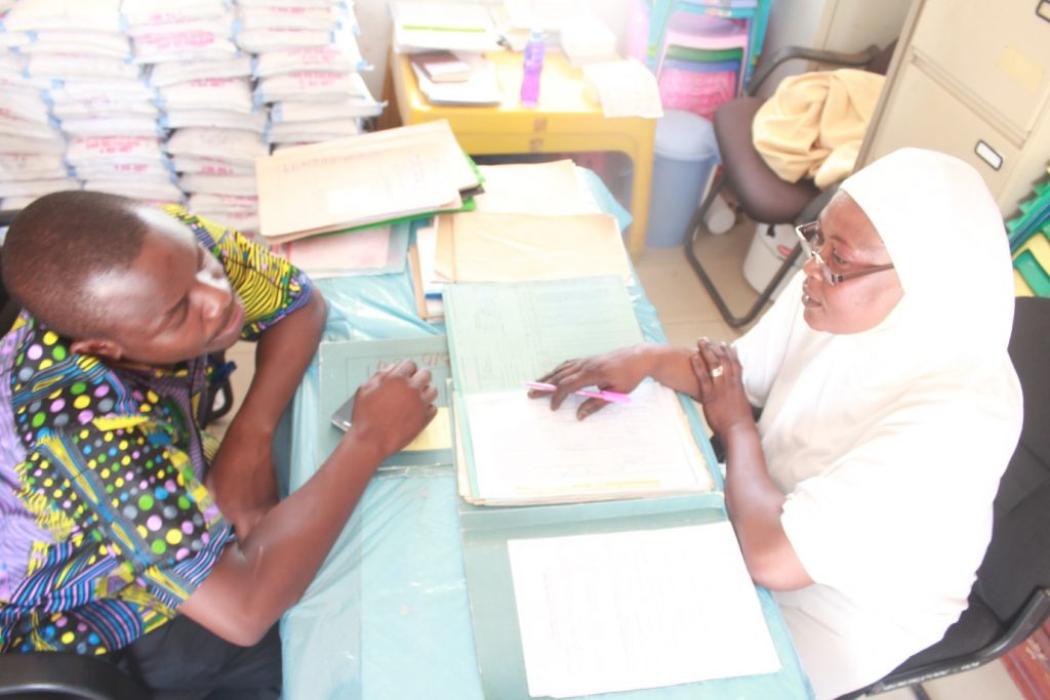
xmin=0 ymin=191 xmax=437 ymax=696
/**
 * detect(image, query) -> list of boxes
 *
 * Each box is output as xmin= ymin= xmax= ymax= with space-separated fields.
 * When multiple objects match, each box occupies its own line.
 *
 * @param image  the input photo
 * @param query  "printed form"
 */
xmin=508 ymin=521 xmax=782 ymax=698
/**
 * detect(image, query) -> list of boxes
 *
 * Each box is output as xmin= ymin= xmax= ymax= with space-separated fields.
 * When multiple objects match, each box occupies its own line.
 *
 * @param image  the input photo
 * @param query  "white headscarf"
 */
xmin=734 ymin=148 xmax=1024 ymax=699
xmin=841 ymin=147 xmax=1017 ymax=372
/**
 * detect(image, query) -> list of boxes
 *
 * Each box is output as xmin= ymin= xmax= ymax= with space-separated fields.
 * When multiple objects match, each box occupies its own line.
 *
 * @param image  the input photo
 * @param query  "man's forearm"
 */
xmin=179 ymin=427 xmax=384 ymax=646
xmin=722 ymin=422 xmax=812 ymax=591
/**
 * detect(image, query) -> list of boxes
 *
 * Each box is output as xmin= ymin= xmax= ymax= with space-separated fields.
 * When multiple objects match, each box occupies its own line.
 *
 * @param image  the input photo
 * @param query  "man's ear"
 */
xmin=70 ymin=337 xmax=124 ymax=361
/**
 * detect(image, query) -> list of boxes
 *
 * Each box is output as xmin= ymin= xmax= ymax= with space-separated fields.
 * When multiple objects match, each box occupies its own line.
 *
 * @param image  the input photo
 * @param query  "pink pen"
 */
xmin=523 ymin=381 xmax=632 ymax=404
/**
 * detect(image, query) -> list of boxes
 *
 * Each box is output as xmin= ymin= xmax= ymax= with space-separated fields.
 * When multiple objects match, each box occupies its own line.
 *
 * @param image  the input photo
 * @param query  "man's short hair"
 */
xmin=2 ymin=190 xmax=150 ymax=339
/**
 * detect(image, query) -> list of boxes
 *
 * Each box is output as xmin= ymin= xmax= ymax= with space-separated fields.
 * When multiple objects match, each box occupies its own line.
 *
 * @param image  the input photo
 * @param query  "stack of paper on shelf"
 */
xmin=444 ymin=276 xmax=713 ymax=506
xmin=391 ymin=2 xmax=502 ymax=53
xmin=255 ymin=120 xmax=481 ymax=243
xmin=410 ymin=54 xmax=501 ymax=106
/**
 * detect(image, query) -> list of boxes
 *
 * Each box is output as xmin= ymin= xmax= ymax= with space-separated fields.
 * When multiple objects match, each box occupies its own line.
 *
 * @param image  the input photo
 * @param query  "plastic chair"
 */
xmin=839 ymin=295 xmax=1050 ymax=699
xmin=682 ymin=42 xmax=896 ymax=327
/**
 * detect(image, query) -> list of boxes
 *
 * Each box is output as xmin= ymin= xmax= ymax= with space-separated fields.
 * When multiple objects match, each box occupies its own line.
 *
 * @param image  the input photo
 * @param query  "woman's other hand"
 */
xmin=691 ymin=338 xmax=754 ymax=437
xmin=529 ymin=345 xmax=653 ymax=420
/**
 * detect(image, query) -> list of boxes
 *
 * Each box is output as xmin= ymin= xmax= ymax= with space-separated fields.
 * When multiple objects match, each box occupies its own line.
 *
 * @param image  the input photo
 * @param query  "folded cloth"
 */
xmin=752 ymin=68 xmax=885 ymax=190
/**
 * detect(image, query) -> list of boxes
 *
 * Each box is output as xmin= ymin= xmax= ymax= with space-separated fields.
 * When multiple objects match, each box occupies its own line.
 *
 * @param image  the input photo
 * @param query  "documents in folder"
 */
xmin=255 ymin=120 xmax=481 ymax=243
xmin=433 ymin=211 xmax=632 ymax=283
xmin=443 ymin=276 xmax=713 ymax=504
xmin=472 ymin=159 xmax=600 ymax=215
xmin=508 ymin=521 xmax=781 ymax=697
xmin=276 ymin=225 xmax=409 ymax=279
xmin=317 ymin=335 xmax=453 ymax=468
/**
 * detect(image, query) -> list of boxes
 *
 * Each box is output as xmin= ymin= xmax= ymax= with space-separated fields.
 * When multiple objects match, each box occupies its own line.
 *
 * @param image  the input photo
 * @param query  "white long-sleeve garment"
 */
xmin=733 ymin=148 xmax=1023 ymax=699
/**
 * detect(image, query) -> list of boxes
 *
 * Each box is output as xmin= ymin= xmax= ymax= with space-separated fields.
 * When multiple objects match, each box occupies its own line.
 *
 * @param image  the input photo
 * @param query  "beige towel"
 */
xmin=752 ymin=69 xmax=885 ymax=189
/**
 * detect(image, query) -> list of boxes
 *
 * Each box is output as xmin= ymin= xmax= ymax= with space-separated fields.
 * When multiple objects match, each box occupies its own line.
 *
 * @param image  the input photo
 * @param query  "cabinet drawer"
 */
xmin=910 ymin=0 xmax=1050 ymax=135
xmin=864 ymin=62 xmax=1019 ymax=198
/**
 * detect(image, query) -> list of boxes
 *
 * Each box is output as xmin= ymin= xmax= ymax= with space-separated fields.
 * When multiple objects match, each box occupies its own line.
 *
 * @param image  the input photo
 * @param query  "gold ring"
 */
xmin=710 ymin=366 xmax=724 ymax=379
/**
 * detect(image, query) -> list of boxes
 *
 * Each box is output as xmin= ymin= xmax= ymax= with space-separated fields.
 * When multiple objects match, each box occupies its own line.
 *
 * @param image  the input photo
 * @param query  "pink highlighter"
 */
xmin=523 ymin=381 xmax=632 ymax=405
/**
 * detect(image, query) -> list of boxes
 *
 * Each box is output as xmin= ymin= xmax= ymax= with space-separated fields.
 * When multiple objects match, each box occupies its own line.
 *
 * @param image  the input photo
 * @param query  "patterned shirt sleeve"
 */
xmin=161 ymin=205 xmax=314 ymax=341
xmin=4 ymin=416 xmax=233 ymax=653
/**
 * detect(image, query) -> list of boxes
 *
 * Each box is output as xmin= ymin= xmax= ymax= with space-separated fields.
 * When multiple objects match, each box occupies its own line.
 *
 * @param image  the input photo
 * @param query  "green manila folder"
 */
xmin=317 ymin=334 xmax=453 ymax=469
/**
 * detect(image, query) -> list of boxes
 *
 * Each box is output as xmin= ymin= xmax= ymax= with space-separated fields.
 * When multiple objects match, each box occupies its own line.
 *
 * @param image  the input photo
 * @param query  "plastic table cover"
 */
xmin=274 ymin=170 xmax=813 ymax=699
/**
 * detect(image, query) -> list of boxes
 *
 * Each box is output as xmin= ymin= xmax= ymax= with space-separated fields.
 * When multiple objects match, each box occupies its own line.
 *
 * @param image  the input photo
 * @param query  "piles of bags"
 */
xmin=127 ymin=0 xmax=264 ymax=231
xmin=0 ymin=0 xmax=384 ymax=236
xmin=4 ymin=0 xmax=181 ymax=205
xmin=241 ymin=0 xmax=382 ymax=149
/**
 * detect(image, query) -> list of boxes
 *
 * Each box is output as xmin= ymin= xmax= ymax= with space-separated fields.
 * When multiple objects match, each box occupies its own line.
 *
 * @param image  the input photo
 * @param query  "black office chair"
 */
xmin=840 ymin=295 xmax=1050 ymax=700
xmin=684 ymin=41 xmax=898 ymax=327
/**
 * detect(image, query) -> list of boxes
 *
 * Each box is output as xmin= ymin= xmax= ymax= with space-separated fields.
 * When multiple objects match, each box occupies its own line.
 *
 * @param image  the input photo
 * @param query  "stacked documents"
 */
xmin=255 ymin=120 xmax=481 ymax=243
xmin=444 ymin=276 xmax=714 ymax=506
xmin=391 ymin=2 xmax=503 ymax=53
xmin=413 ymin=159 xmax=608 ymax=320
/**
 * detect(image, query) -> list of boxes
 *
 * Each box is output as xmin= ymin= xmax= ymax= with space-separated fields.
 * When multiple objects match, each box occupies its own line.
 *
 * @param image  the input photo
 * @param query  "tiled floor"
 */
xmin=214 ymin=219 xmax=1024 ymax=700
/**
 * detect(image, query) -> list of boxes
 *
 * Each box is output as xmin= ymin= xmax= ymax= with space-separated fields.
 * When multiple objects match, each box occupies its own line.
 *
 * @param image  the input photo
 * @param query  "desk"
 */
xmin=274 ymin=177 xmax=812 ymax=699
xmin=389 ymin=50 xmax=656 ymax=259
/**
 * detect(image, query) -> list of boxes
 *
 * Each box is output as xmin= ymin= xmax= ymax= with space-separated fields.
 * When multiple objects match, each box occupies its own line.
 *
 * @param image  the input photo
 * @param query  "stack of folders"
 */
xmin=254 ymin=120 xmax=482 ymax=244
xmin=411 ymin=159 xmax=612 ymax=321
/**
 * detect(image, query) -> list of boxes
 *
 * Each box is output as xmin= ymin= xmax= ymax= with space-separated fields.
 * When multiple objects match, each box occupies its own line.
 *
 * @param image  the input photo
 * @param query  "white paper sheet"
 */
xmin=465 ymin=380 xmax=711 ymax=503
xmin=582 ymin=58 xmax=664 ymax=119
xmin=508 ymin=521 xmax=782 ymax=698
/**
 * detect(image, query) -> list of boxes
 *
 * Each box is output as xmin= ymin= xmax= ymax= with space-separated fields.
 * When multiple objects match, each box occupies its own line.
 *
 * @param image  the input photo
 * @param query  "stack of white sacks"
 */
xmin=238 ymin=0 xmax=382 ymax=151
xmin=2 ymin=0 xmax=182 ymax=208
xmin=125 ymin=0 xmax=266 ymax=234
xmin=0 ymin=0 xmax=382 ymax=236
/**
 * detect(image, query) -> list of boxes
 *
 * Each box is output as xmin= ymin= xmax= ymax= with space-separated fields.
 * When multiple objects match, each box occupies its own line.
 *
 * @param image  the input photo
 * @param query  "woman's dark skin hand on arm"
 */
xmin=691 ymin=339 xmax=812 ymax=591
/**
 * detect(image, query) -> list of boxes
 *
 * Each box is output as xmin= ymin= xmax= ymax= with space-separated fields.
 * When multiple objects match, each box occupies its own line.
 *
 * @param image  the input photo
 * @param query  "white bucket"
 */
xmin=743 ymin=222 xmax=803 ymax=299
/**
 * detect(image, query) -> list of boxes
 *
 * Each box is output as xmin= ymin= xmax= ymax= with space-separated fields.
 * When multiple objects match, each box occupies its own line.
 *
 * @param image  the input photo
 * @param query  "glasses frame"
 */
xmin=794 ymin=221 xmax=895 ymax=286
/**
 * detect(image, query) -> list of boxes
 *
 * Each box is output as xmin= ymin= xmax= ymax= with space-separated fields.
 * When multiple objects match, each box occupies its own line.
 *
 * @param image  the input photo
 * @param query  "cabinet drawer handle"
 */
xmin=974 ymin=140 xmax=1004 ymax=171
xmin=1038 ymin=0 xmax=1050 ymax=23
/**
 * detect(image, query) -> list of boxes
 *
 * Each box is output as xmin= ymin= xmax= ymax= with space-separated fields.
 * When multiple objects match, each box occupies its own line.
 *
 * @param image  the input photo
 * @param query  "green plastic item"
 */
xmin=1015 ymin=249 xmax=1050 ymax=297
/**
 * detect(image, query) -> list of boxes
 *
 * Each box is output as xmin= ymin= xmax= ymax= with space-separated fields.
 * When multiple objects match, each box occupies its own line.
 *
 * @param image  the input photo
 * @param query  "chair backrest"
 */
xmin=865 ymin=40 xmax=898 ymax=76
xmin=0 ymin=210 xmax=22 ymax=336
xmin=973 ymin=296 xmax=1050 ymax=623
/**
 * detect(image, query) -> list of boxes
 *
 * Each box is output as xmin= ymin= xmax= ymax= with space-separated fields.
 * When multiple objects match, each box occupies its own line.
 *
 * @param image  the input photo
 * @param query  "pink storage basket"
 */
xmin=658 ymin=67 xmax=738 ymax=120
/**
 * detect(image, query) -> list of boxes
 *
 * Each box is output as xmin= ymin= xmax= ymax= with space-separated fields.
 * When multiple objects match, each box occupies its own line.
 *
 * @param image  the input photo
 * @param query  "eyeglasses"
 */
xmin=794 ymin=221 xmax=895 ymax=286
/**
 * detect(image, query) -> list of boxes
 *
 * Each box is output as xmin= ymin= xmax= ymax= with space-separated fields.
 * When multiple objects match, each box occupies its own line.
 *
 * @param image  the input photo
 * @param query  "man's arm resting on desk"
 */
xmin=180 ymin=361 xmax=437 ymax=647
xmin=207 ymin=288 xmax=328 ymax=538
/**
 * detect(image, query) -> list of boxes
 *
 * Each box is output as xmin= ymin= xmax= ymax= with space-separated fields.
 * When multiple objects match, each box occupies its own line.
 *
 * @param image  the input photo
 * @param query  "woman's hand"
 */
xmin=691 ymin=338 xmax=755 ymax=437
xmin=530 ymin=345 xmax=653 ymax=420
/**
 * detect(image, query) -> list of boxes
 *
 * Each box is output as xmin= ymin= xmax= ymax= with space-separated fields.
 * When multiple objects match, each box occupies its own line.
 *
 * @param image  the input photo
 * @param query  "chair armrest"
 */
xmin=867 ymin=587 xmax=1050 ymax=694
xmin=746 ymin=44 xmax=880 ymax=96
xmin=0 ymin=652 xmax=150 ymax=700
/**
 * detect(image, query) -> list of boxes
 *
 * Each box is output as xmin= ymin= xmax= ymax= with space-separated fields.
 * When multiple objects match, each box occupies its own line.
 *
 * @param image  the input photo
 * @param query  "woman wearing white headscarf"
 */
xmin=532 ymin=148 xmax=1023 ymax=698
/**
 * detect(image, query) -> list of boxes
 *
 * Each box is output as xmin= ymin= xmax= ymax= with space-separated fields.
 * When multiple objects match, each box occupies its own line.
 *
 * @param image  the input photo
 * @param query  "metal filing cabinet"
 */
xmin=857 ymin=0 xmax=1050 ymax=214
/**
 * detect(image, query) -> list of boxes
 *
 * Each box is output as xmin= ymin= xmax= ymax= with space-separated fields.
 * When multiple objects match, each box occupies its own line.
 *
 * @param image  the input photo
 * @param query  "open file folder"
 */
xmin=443 ymin=276 xmax=714 ymax=506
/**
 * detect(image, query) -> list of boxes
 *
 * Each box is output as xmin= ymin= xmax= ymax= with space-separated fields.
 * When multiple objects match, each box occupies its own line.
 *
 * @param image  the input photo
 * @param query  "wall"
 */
xmin=757 ymin=0 xmax=912 ymax=97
